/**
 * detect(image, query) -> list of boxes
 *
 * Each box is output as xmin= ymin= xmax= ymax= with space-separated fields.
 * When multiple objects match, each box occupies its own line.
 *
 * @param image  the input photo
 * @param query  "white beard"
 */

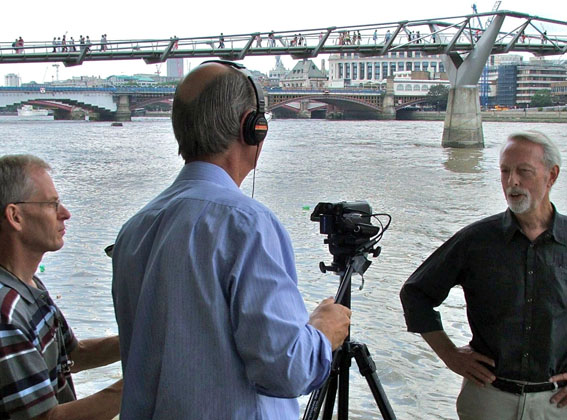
xmin=506 ymin=187 xmax=531 ymax=214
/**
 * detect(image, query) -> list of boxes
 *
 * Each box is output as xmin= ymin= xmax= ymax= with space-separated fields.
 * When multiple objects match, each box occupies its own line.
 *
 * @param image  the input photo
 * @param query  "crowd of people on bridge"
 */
xmin=50 ymin=34 xmax=109 ymax=53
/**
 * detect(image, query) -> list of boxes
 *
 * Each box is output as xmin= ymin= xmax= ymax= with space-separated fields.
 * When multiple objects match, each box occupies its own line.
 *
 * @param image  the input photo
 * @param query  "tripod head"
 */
xmin=311 ymin=201 xmax=391 ymax=305
xmin=311 ymin=201 xmax=389 ymax=273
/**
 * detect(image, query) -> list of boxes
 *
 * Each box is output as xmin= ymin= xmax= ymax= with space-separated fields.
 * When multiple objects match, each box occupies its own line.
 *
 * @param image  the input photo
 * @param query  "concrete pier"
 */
xmin=381 ymin=78 xmax=396 ymax=119
xmin=115 ymin=95 xmax=132 ymax=122
xmin=442 ymin=14 xmax=505 ymax=148
xmin=442 ymin=86 xmax=484 ymax=148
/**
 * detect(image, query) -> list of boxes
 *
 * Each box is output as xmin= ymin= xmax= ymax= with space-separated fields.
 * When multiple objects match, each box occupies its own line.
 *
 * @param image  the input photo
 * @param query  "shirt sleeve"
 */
xmin=0 ymin=322 xmax=59 ymax=419
xmin=400 ymin=230 xmax=468 ymax=333
xmin=227 ymin=209 xmax=332 ymax=398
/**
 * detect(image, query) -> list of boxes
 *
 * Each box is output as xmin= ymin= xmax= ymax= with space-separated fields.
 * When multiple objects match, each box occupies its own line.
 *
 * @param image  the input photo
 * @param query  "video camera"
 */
xmin=311 ymin=201 xmax=386 ymax=273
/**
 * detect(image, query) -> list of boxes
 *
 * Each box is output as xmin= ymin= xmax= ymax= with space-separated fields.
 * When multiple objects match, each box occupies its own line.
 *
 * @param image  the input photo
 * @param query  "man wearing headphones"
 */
xmin=112 ymin=61 xmax=351 ymax=419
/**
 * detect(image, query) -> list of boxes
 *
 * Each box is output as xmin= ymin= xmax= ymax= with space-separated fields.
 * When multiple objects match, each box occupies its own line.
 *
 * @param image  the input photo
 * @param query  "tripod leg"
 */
xmin=337 ymin=342 xmax=351 ymax=420
xmin=321 ymin=374 xmax=338 ymax=419
xmin=303 ymin=347 xmax=343 ymax=420
xmin=352 ymin=342 xmax=397 ymax=420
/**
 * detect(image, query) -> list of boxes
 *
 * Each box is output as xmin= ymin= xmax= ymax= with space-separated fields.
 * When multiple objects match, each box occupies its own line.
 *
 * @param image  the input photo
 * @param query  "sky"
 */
xmin=1 ymin=0 xmax=566 ymax=84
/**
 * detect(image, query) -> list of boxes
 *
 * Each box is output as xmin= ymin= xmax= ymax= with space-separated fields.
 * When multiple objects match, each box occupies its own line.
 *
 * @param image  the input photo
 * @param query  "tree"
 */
xmin=426 ymin=84 xmax=450 ymax=111
xmin=530 ymin=89 xmax=553 ymax=108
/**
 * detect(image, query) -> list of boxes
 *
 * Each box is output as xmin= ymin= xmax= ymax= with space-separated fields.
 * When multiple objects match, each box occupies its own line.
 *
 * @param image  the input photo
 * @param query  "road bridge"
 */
xmin=0 ymin=86 xmax=174 ymax=121
xmin=2 ymin=10 xmax=566 ymax=145
xmin=0 ymin=84 xmax=427 ymax=121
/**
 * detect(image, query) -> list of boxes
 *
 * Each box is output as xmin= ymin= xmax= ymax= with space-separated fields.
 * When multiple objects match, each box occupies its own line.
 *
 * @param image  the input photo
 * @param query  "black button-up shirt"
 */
xmin=400 ymin=207 xmax=567 ymax=382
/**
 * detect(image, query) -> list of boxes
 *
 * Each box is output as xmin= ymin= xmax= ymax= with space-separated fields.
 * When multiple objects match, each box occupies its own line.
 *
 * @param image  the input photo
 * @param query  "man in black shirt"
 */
xmin=400 ymin=130 xmax=566 ymax=419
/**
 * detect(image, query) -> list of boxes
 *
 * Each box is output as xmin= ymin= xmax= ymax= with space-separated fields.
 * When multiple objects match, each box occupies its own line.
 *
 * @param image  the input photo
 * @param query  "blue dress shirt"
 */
xmin=112 ymin=161 xmax=332 ymax=419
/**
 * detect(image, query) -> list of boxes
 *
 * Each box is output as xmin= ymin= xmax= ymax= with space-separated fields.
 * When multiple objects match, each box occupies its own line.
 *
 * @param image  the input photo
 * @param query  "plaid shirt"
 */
xmin=0 ymin=267 xmax=77 ymax=419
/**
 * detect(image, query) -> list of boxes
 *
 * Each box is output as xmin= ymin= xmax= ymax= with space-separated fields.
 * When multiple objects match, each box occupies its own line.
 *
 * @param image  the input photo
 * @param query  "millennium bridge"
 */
xmin=2 ymin=10 xmax=566 ymax=147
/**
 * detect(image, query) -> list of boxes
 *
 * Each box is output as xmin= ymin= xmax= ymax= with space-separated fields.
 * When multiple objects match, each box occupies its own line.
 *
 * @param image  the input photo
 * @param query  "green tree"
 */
xmin=426 ymin=84 xmax=450 ymax=111
xmin=530 ymin=90 xmax=553 ymax=108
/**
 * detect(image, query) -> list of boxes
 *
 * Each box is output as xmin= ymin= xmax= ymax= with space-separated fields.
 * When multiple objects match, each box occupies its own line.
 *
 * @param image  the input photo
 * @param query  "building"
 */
xmin=267 ymin=57 xmax=289 ymax=87
xmin=516 ymin=58 xmax=567 ymax=107
xmin=4 ymin=73 xmax=20 ymax=87
xmin=166 ymin=58 xmax=184 ymax=79
xmin=280 ymin=59 xmax=327 ymax=89
xmin=327 ymin=52 xmax=446 ymax=88
xmin=107 ymin=75 xmax=157 ymax=86
xmin=486 ymin=56 xmax=567 ymax=108
xmin=551 ymin=81 xmax=567 ymax=105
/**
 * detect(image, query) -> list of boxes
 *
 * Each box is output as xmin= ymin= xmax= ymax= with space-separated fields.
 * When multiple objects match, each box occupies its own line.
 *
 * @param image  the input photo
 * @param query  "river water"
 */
xmin=1 ymin=117 xmax=566 ymax=419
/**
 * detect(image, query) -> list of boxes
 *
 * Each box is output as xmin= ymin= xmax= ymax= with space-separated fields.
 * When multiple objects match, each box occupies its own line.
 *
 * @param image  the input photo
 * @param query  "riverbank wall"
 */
xmin=401 ymin=110 xmax=567 ymax=123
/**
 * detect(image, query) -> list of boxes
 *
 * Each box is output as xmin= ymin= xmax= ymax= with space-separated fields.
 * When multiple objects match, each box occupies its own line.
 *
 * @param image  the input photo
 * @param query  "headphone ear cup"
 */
xmin=243 ymin=112 xmax=268 ymax=146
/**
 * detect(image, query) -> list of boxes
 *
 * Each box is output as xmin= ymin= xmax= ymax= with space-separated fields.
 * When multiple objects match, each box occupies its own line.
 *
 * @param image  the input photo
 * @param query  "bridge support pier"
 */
xmin=115 ymin=95 xmax=132 ymax=122
xmin=381 ymin=78 xmax=396 ymax=120
xmin=298 ymin=100 xmax=311 ymax=119
xmin=441 ymin=13 xmax=505 ymax=148
xmin=53 ymin=108 xmax=88 ymax=120
xmin=442 ymin=86 xmax=484 ymax=148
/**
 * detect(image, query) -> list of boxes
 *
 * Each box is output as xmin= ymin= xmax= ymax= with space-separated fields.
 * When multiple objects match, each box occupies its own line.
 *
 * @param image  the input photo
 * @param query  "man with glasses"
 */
xmin=0 ymin=154 xmax=122 ymax=419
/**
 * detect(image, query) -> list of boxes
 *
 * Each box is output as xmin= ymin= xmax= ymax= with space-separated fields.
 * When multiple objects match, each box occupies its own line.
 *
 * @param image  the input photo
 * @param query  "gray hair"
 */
xmin=172 ymin=70 xmax=255 ymax=161
xmin=0 ymin=154 xmax=51 ymax=219
xmin=503 ymin=130 xmax=562 ymax=169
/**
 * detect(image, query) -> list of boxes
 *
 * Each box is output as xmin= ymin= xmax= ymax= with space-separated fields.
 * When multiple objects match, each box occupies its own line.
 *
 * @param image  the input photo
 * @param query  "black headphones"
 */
xmin=200 ymin=60 xmax=268 ymax=146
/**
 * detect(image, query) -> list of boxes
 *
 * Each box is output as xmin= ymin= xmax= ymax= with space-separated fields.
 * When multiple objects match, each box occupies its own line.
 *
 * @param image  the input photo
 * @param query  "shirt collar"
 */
xmin=0 ymin=266 xmax=47 ymax=304
xmin=502 ymin=204 xmax=567 ymax=245
xmin=175 ymin=161 xmax=240 ymax=192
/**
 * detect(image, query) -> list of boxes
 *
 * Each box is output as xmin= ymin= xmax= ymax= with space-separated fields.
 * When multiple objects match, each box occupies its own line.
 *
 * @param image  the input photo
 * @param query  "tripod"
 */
xmin=303 ymin=249 xmax=397 ymax=420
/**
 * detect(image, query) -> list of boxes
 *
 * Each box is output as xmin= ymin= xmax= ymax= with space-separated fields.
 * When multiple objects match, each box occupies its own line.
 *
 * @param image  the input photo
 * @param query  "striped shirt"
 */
xmin=0 ymin=267 xmax=77 ymax=419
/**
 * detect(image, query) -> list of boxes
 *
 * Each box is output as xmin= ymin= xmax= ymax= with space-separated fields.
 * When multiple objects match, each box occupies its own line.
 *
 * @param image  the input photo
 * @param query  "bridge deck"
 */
xmin=1 ymin=11 xmax=565 ymax=66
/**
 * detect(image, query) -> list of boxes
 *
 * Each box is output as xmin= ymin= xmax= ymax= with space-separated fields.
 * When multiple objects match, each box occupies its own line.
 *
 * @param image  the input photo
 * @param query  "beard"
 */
xmin=506 ymin=187 xmax=532 ymax=214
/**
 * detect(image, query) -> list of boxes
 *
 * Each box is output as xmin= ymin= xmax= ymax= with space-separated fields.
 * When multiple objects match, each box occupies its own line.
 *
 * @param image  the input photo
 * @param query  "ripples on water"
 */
xmin=1 ymin=117 xmax=566 ymax=419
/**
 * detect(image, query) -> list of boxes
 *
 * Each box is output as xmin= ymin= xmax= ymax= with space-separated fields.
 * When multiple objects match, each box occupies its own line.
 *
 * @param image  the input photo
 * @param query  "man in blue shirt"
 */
xmin=112 ymin=61 xmax=351 ymax=419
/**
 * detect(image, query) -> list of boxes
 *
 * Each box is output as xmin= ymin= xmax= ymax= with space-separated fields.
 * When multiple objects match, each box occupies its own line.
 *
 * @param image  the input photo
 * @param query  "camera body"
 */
xmin=311 ymin=201 xmax=378 ymax=237
xmin=311 ymin=201 xmax=379 ymax=261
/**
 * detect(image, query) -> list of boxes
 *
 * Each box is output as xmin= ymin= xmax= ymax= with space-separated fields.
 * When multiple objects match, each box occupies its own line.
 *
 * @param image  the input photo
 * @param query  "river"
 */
xmin=1 ymin=117 xmax=566 ymax=419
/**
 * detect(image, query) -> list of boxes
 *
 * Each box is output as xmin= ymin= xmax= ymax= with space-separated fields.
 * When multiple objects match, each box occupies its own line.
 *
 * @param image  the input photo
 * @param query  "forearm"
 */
xmin=35 ymin=379 xmax=122 ymax=420
xmin=421 ymin=330 xmax=456 ymax=363
xmin=71 ymin=336 xmax=120 ymax=373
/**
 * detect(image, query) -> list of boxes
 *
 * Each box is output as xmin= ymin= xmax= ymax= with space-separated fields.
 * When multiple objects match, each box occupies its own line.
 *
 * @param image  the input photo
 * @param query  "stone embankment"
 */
xmin=404 ymin=110 xmax=567 ymax=123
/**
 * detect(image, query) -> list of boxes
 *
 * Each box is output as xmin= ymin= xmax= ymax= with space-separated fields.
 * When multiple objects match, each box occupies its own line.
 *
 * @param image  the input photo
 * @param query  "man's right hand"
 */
xmin=422 ymin=331 xmax=496 ymax=386
xmin=309 ymin=297 xmax=351 ymax=350
xmin=441 ymin=344 xmax=496 ymax=386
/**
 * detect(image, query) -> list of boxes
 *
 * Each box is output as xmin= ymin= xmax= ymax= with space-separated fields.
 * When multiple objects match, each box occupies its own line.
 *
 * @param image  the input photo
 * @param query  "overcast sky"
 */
xmin=1 ymin=0 xmax=566 ymax=84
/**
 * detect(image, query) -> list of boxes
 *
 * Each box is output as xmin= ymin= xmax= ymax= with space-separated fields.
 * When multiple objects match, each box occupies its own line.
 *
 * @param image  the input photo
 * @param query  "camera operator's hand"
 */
xmin=309 ymin=297 xmax=351 ymax=350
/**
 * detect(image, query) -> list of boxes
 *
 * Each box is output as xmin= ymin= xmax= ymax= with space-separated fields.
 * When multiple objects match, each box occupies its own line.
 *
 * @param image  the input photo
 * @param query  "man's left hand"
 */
xmin=549 ymin=373 xmax=567 ymax=408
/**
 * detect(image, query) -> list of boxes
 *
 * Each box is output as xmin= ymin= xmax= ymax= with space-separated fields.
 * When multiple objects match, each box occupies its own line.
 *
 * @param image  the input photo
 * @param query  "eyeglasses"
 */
xmin=12 ymin=200 xmax=61 ymax=212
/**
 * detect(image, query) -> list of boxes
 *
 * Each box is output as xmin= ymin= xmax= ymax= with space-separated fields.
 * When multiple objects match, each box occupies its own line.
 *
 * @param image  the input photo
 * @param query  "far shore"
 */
xmin=400 ymin=109 xmax=567 ymax=123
